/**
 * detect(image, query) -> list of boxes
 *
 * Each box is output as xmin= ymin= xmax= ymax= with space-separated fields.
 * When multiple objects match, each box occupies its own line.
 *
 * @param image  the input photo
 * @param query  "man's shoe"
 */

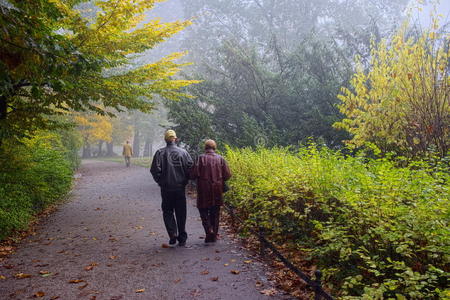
xmin=205 ymin=233 xmax=214 ymax=243
xmin=169 ymin=237 xmax=177 ymax=246
xmin=178 ymin=241 xmax=186 ymax=247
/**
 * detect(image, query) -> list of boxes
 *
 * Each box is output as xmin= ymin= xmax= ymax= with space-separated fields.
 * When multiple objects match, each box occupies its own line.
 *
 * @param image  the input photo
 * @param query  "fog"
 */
xmin=103 ymin=0 xmax=449 ymax=157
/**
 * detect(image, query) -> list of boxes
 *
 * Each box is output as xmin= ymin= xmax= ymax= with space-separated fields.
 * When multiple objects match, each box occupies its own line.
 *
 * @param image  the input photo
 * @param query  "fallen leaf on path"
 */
xmin=260 ymin=288 xmax=277 ymax=296
xmin=244 ymin=260 xmax=252 ymax=264
xmin=78 ymin=283 xmax=89 ymax=290
xmin=3 ymin=264 xmax=14 ymax=269
xmin=35 ymin=264 xmax=49 ymax=268
xmin=68 ymin=279 xmax=84 ymax=284
xmin=255 ymin=281 xmax=263 ymax=287
xmin=161 ymin=244 xmax=170 ymax=248
xmin=215 ymin=250 xmax=220 ymax=253
xmin=90 ymin=296 xmax=96 ymax=300
xmin=109 ymin=256 xmax=117 ymax=260
xmin=135 ymin=289 xmax=145 ymax=293
xmin=33 ymin=291 xmax=45 ymax=298
xmin=84 ymin=262 xmax=98 ymax=271
xmin=210 ymin=276 xmax=219 ymax=281
xmin=230 ymin=270 xmax=240 ymax=275
xmin=14 ymin=273 xmax=32 ymax=279
xmin=230 ymin=259 xmax=236 ymax=263
xmin=39 ymin=270 xmax=50 ymax=275
xmin=223 ymin=263 xmax=229 ymax=267
xmin=0 ymin=275 xmax=6 ymax=280
xmin=200 ymin=270 xmax=209 ymax=275
xmin=50 ymin=297 xmax=60 ymax=300
xmin=174 ymin=278 xmax=181 ymax=283
xmin=203 ymin=257 xmax=210 ymax=261
xmin=95 ymin=208 xmax=101 ymax=211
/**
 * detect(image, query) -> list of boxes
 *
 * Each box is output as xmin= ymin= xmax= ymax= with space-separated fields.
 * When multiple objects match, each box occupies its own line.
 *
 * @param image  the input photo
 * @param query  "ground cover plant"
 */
xmin=225 ymin=145 xmax=449 ymax=299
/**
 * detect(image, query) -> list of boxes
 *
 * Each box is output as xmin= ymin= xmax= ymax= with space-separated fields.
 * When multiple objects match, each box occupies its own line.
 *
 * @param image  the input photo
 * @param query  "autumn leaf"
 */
xmin=33 ymin=291 xmax=45 ymax=298
xmin=39 ymin=270 xmax=50 ymax=275
xmin=210 ymin=276 xmax=219 ymax=281
xmin=230 ymin=270 xmax=240 ymax=275
xmin=135 ymin=289 xmax=145 ymax=293
xmin=0 ymin=275 xmax=6 ymax=280
xmin=223 ymin=263 xmax=229 ymax=267
xmin=68 ymin=279 xmax=84 ymax=284
xmin=244 ymin=260 xmax=252 ymax=264
xmin=174 ymin=278 xmax=181 ymax=284
xmin=200 ymin=270 xmax=209 ymax=275
xmin=14 ymin=273 xmax=32 ymax=279
xmin=79 ymin=283 xmax=89 ymax=290
xmin=161 ymin=244 xmax=170 ymax=248
xmin=85 ymin=262 xmax=98 ymax=271
xmin=109 ymin=256 xmax=117 ymax=260
xmin=260 ymin=288 xmax=277 ymax=296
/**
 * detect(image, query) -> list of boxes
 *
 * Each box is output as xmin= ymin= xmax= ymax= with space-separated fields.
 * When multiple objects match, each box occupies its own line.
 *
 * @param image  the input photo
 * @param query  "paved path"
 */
xmin=0 ymin=160 xmax=286 ymax=299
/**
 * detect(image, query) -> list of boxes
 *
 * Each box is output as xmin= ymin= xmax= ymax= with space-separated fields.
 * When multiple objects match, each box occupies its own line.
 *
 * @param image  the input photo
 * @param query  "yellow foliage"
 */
xmin=75 ymin=114 xmax=112 ymax=144
xmin=334 ymin=16 xmax=450 ymax=157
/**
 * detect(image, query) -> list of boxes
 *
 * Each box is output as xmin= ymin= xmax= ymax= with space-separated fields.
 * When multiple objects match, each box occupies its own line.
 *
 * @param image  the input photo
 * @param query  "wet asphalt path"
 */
xmin=0 ymin=160 xmax=287 ymax=300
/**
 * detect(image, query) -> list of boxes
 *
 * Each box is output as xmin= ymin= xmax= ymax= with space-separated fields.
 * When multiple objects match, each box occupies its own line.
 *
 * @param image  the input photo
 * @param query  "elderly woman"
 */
xmin=190 ymin=140 xmax=232 ymax=243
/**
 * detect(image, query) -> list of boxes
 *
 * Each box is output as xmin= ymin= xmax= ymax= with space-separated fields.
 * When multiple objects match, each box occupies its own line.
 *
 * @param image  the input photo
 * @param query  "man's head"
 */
xmin=164 ymin=130 xmax=177 ymax=142
xmin=204 ymin=139 xmax=217 ymax=151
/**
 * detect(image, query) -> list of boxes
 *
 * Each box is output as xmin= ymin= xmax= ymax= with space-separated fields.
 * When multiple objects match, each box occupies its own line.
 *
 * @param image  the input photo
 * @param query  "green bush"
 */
xmin=225 ymin=146 xmax=449 ymax=299
xmin=0 ymin=130 xmax=78 ymax=240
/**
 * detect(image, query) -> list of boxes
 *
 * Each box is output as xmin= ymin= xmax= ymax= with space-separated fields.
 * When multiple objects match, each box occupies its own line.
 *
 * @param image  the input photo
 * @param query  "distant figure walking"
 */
xmin=190 ymin=140 xmax=231 ymax=243
xmin=122 ymin=141 xmax=133 ymax=167
xmin=150 ymin=130 xmax=193 ymax=247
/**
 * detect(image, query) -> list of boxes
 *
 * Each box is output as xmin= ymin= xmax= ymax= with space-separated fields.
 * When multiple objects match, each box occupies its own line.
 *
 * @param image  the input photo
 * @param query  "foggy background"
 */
xmin=96 ymin=0 xmax=450 ymax=158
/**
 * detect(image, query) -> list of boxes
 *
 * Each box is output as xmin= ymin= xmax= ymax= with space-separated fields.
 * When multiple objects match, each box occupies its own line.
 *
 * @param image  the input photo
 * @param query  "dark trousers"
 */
xmin=198 ymin=206 xmax=221 ymax=236
xmin=161 ymin=189 xmax=187 ymax=242
xmin=124 ymin=156 xmax=131 ymax=167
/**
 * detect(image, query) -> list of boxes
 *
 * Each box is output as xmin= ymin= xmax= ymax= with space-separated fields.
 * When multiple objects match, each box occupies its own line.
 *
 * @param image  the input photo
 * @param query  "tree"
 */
xmin=334 ymin=17 xmax=450 ymax=157
xmin=168 ymin=0 xmax=409 ymax=149
xmin=0 ymin=0 xmax=198 ymax=145
xmin=75 ymin=113 xmax=112 ymax=158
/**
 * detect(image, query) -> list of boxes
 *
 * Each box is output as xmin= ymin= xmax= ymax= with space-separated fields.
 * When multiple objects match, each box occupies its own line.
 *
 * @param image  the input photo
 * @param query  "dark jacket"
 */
xmin=190 ymin=149 xmax=232 ymax=209
xmin=150 ymin=142 xmax=193 ymax=191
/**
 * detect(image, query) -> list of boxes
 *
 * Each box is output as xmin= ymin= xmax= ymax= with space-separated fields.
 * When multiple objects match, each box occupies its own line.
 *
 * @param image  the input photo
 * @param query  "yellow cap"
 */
xmin=164 ymin=130 xmax=177 ymax=141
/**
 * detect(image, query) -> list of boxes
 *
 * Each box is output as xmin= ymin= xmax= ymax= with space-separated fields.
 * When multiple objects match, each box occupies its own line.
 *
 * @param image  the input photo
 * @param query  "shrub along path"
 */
xmin=0 ymin=160 xmax=285 ymax=299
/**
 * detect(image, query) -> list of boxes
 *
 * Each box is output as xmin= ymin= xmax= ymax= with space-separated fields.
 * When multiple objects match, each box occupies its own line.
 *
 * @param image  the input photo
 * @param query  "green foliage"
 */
xmin=225 ymin=146 xmax=449 ymax=299
xmin=0 ymin=130 xmax=77 ymax=240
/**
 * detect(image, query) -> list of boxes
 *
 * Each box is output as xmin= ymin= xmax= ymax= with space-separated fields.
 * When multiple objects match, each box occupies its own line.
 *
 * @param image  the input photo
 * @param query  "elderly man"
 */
xmin=150 ymin=130 xmax=193 ymax=247
xmin=190 ymin=140 xmax=231 ymax=243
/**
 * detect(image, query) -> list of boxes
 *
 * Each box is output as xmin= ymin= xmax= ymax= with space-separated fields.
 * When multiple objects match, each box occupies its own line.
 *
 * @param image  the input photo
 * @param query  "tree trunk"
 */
xmin=144 ymin=137 xmax=151 ymax=157
xmin=106 ymin=142 xmax=115 ymax=156
xmin=0 ymin=95 xmax=6 ymax=121
xmin=0 ymin=95 xmax=6 ymax=147
xmin=133 ymin=129 xmax=140 ymax=157
xmin=97 ymin=141 xmax=104 ymax=157
xmin=82 ymin=143 xmax=91 ymax=158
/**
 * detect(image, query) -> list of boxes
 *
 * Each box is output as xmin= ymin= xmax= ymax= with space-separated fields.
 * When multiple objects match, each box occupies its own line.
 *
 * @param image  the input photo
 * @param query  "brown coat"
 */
xmin=190 ymin=149 xmax=231 ymax=209
xmin=122 ymin=144 xmax=133 ymax=157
